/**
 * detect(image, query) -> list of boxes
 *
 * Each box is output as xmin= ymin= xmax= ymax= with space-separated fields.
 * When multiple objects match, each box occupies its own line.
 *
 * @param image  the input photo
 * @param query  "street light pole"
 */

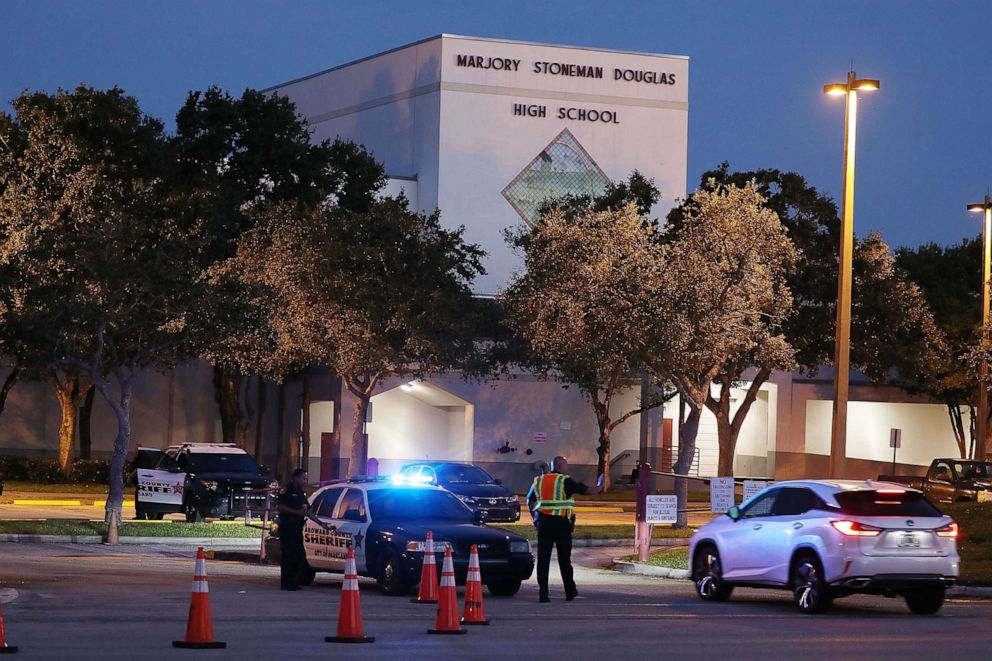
xmin=969 ymin=195 xmax=992 ymax=461
xmin=823 ymin=71 xmax=879 ymax=479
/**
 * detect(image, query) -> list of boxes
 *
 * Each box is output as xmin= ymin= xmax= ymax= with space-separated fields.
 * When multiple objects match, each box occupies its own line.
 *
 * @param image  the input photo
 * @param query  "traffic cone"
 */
xmin=411 ymin=531 xmax=439 ymax=604
xmin=0 ymin=602 xmax=17 ymax=654
xmin=172 ymin=547 xmax=226 ymax=649
xmin=427 ymin=547 xmax=466 ymax=635
xmin=325 ymin=548 xmax=374 ymax=644
xmin=461 ymin=544 xmax=489 ymax=625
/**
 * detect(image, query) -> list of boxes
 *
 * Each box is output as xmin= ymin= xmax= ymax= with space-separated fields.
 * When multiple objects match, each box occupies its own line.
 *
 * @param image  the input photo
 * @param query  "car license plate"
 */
xmin=898 ymin=533 xmax=921 ymax=548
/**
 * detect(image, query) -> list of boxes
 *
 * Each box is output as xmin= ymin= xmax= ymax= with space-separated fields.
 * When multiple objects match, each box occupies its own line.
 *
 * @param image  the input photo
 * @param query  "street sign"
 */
xmin=889 ymin=428 xmax=902 ymax=449
xmin=645 ymin=494 xmax=678 ymax=524
xmin=743 ymin=480 xmax=767 ymax=501
xmin=533 ymin=432 xmax=547 ymax=443
xmin=710 ymin=477 xmax=735 ymax=513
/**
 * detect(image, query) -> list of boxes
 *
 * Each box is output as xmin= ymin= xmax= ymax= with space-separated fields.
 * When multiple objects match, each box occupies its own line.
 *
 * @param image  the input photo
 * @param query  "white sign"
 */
xmin=533 ymin=432 xmax=547 ymax=443
xmin=710 ymin=477 xmax=735 ymax=513
xmin=743 ymin=480 xmax=767 ymax=502
xmin=645 ymin=495 xmax=678 ymax=524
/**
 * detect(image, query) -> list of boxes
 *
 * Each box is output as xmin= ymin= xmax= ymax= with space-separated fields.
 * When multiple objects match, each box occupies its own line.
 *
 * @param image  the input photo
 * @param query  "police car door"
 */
xmin=135 ymin=449 xmax=184 ymax=515
xmin=303 ymin=487 xmax=345 ymax=571
xmin=332 ymin=487 xmax=371 ymax=574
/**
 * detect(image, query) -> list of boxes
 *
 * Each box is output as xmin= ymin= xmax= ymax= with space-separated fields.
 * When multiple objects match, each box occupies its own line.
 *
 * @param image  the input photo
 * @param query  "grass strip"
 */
xmin=619 ymin=547 xmax=689 ymax=570
xmin=493 ymin=523 xmax=694 ymax=541
xmin=0 ymin=519 xmax=262 ymax=538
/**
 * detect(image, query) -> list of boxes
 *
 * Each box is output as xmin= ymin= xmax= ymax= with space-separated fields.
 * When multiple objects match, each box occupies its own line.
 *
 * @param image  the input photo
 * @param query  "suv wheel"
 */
xmin=184 ymin=501 xmax=203 ymax=523
xmin=377 ymin=547 xmax=410 ymax=596
xmin=486 ymin=579 xmax=522 ymax=597
xmin=693 ymin=546 xmax=733 ymax=602
xmin=792 ymin=553 xmax=833 ymax=614
xmin=905 ymin=586 xmax=945 ymax=615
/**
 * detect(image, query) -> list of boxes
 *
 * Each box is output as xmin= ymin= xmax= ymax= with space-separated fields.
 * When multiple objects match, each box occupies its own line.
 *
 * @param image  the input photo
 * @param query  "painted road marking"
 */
xmin=11 ymin=499 xmax=82 ymax=506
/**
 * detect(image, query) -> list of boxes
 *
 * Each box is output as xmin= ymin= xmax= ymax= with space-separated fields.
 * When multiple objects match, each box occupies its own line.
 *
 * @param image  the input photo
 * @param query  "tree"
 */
xmin=502 ymin=204 xmax=671 ymax=491
xmin=895 ymin=239 xmax=977 ymax=457
xmin=173 ymin=87 xmax=385 ymax=450
xmin=0 ymin=86 xmax=201 ymax=531
xmin=211 ymin=196 xmax=484 ymax=477
xmin=667 ymin=164 xmax=948 ymax=475
xmin=656 ymin=182 xmax=798 ymax=524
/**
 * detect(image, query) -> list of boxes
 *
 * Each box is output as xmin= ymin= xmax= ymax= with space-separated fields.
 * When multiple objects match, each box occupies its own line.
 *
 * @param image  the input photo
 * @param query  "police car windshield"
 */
xmin=368 ymin=489 xmax=473 ymax=522
xmin=185 ymin=453 xmax=260 ymax=474
xmin=436 ymin=465 xmax=495 ymax=484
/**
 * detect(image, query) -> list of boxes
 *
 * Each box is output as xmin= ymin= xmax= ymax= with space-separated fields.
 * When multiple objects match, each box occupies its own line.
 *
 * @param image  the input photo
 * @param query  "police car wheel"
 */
xmin=184 ymin=502 xmax=203 ymax=523
xmin=377 ymin=547 xmax=411 ymax=596
xmin=486 ymin=579 xmax=522 ymax=597
xmin=298 ymin=562 xmax=316 ymax=586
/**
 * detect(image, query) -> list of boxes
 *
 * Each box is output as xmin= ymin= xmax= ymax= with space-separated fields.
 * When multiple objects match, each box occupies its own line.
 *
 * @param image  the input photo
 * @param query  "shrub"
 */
xmin=0 ymin=455 xmax=122 ymax=484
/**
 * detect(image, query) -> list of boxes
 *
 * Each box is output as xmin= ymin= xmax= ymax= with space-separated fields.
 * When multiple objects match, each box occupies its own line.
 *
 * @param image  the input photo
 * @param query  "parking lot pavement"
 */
xmin=1 ymin=542 xmax=991 ymax=660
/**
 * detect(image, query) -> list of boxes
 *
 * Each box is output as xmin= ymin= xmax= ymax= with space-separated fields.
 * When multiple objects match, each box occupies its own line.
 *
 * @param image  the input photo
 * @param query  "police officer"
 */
xmin=527 ymin=455 xmax=604 ymax=602
xmin=276 ymin=468 xmax=328 ymax=591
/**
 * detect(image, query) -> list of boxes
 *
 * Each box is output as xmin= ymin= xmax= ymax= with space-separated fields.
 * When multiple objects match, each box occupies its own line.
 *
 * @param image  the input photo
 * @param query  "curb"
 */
xmin=571 ymin=538 xmax=687 ymax=548
xmin=611 ymin=560 xmax=689 ymax=580
xmin=0 ymin=534 xmax=261 ymax=548
xmin=610 ymin=560 xmax=992 ymax=598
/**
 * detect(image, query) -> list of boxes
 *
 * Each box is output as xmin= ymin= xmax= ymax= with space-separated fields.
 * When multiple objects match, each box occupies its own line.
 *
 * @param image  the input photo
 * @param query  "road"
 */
xmin=1 ymin=543 xmax=990 ymax=660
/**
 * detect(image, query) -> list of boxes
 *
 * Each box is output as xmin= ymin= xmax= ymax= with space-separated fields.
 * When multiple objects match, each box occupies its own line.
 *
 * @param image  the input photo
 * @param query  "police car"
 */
xmin=287 ymin=477 xmax=534 ymax=596
xmin=133 ymin=443 xmax=276 ymax=522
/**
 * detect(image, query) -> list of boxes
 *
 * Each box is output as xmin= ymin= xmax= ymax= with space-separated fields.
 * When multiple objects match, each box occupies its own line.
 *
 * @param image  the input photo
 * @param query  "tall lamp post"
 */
xmin=823 ymin=71 xmax=879 ymax=479
xmin=969 ymin=195 xmax=992 ymax=461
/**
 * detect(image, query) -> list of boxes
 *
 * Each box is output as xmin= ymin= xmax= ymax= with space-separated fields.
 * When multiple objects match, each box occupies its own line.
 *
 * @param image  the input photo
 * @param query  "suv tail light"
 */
xmin=831 ymin=520 xmax=882 ymax=537
xmin=935 ymin=522 xmax=958 ymax=538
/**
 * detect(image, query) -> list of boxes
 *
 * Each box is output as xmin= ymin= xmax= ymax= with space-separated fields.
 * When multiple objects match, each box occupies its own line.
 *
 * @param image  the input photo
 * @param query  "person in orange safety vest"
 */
xmin=526 ymin=456 xmax=604 ymax=602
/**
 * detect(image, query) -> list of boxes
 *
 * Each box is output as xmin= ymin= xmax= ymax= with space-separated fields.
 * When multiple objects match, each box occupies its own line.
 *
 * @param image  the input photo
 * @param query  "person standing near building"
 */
xmin=276 ymin=469 xmax=328 ymax=591
xmin=527 ymin=456 xmax=604 ymax=602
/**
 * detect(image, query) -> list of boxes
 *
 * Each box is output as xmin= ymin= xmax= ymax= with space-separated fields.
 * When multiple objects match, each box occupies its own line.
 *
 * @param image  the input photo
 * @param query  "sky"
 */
xmin=1 ymin=0 xmax=990 ymax=251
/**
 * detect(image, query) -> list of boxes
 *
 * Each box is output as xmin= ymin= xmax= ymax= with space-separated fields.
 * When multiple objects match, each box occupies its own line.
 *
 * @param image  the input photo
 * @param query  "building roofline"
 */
xmin=261 ymin=33 xmax=688 ymax=93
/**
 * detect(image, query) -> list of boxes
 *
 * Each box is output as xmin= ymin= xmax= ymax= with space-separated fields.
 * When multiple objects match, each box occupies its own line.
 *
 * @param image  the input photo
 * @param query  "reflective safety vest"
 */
xmin=532 ymin=473 xmax=575 ymax=518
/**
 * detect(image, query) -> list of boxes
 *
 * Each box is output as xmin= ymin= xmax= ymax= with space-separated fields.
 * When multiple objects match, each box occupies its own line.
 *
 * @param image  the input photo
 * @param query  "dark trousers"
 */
xmin=536 ymin=514 xmax=575 ymax=598
xmin=280 ymin=526 xmax=305 ymax=588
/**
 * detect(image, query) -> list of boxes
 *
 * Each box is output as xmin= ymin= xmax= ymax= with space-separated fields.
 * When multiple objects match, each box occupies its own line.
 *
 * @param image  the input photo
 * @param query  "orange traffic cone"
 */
xmin=461 ymin=544 xmax=489 ymax=625
xmin=172 ymin=547 xmax=226 ymax=649
xmin=0 ymin=601 xmax=17 ymax=654
xmin=325 ymin=548 xmax=375 ymax=644
xmin=428 ymin=547 xmax=466 ymax=635
xmin=411 ymin=531 xmax=439 ymax=604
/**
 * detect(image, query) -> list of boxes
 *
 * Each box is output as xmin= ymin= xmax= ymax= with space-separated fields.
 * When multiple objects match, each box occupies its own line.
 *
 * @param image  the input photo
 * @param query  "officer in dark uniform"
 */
xmin=526 ymin=456 xmax=604 ymax=602
xmin=276 ymin=468 xmax=327 ymax=591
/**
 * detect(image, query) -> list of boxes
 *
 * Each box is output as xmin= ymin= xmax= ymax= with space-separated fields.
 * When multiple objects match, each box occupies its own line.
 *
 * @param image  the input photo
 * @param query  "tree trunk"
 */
xmin=97 ymin=376 xmax=134 ymax=539
xmin=275 ymin=382 xmax=286 ymax=481
xmin=212 ymin=365 xmax=242 ymax=444
xmin=708 ymin=369 xmax=771 ymax=478
xmin=79 ymin=386 xmax=96 ymax=460
xmin=254 ymin=375 xmax=267 ymax=460
xmin=672 ymin=404 xmax=702 ymax=529
xmin=350 ymin=394 xmax=371 ymax=477
xmin=594 ymin=408 xmax=612 ymax=492
xmin=0 ymin=367 xmax=20 ymax=417
xmin=969 ymin=404 xmax=978 ymax=459
xmin=51 ymin=372 xmax=89 ymax=477
xmin=301 ymin=371 xmax=311 ymax=472
xmin=946 ymin=403 xmax=967 ymax=459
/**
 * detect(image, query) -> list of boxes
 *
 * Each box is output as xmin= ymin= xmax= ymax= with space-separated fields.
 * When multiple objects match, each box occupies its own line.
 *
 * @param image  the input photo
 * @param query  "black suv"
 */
xmin=397 ymin=462 xmax=520 ymax=522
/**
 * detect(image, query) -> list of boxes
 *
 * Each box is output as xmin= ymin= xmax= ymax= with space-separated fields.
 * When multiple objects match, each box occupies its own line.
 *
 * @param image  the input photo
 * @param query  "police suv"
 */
xmin=284 ymin=477 xmax=534 ymax=596
xmin=133 ymin=443 xmax=276 ymax=522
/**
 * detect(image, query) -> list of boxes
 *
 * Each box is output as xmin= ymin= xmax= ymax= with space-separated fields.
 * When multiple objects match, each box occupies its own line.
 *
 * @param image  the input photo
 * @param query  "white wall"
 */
xmin=366 ymin=386 xmax=472 ymax=474
xmin=805 ymin=399 xmax=962 ymax=466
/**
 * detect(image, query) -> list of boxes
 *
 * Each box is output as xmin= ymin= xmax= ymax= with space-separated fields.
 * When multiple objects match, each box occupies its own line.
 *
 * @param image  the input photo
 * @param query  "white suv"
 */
xmin=689 ymin=480 xmax=959 ymax=614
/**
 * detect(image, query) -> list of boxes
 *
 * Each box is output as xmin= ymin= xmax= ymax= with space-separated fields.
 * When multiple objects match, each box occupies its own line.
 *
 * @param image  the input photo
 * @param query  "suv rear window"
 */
xmin=835 ymin=490 xmax=942 ymax=517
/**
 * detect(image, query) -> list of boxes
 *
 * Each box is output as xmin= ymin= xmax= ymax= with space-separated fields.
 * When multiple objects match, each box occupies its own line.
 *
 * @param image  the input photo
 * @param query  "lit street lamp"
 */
xmin=823 ymin=71 xmax=879 ymax=479
xmin=969 ymin=194 xmax=992 ymax=461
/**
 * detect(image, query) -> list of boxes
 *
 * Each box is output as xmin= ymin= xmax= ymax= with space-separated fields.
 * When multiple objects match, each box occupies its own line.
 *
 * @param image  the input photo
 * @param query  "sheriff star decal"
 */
xmin=352 ymin=531 xmax=364 ymax=549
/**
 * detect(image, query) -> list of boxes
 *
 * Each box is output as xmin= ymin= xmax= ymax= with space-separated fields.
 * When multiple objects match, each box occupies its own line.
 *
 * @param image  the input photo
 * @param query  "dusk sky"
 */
xmin=2 ymin=0 xmax=990 ymax=251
